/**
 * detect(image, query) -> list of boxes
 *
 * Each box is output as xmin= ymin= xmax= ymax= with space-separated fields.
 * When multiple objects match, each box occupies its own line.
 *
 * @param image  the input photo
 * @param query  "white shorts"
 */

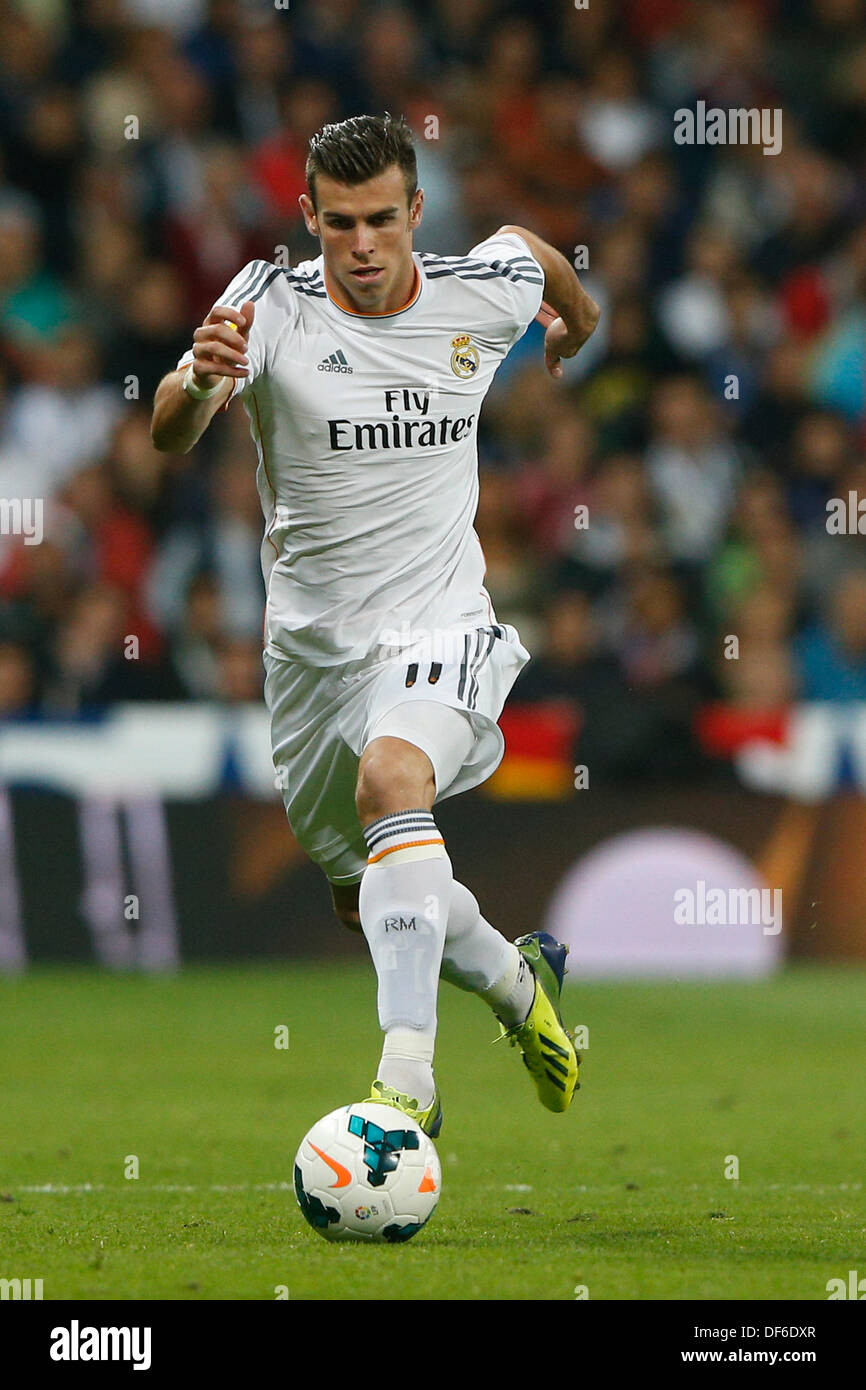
xmin=263 ymin=623 xmax=530 ymax=885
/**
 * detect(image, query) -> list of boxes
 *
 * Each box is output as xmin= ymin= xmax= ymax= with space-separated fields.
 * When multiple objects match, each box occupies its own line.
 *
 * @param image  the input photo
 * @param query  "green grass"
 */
xmin=1 ymin=964 xmax=864 ymax=1300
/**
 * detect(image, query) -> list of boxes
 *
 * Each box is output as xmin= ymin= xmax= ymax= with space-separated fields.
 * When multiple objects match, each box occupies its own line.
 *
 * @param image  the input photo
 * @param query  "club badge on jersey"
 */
xmin=450 ymin=334 xmax=480 ymax=378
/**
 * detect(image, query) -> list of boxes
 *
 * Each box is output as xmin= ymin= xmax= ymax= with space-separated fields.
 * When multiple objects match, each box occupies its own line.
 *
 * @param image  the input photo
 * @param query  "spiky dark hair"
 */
xmin=305 ymin=113 xmax=417 ymax=207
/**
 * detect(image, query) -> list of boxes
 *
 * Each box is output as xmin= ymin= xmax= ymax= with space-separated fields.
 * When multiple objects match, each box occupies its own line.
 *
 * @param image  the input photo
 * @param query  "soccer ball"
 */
xmin=293 ymin=1101 xmax=441 ymax=1243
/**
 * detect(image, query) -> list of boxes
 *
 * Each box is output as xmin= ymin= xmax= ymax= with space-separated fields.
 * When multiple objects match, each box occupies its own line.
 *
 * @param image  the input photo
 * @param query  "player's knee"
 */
xmin=335 ymin=907 xmax=362 ymax=934
xmin=355 ymin=739 xmax=434 ymax=825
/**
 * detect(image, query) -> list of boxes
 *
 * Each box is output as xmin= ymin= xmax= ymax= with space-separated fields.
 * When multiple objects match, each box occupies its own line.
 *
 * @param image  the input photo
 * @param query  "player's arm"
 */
xmin=150 ymin=300 xmax=255 ymax=453
xmin=496 ymin=225 xmax=600 ymax=378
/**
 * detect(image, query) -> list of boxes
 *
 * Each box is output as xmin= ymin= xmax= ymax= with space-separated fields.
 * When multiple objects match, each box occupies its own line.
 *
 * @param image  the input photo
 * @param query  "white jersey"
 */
xmin=177 ymin=232 xmax=544 ymax=666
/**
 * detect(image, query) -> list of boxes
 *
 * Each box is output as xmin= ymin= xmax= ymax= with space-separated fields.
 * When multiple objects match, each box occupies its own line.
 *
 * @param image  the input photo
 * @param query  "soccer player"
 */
xmin=151 ymin=114 xmax=600 ymax=1136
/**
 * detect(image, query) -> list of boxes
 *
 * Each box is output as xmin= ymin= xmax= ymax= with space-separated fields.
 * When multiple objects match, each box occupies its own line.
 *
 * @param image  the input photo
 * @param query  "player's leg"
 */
xmin=360 ymin=675 xmax=579 ymax=1116
xmin=440 ymin=880 xmax=533 ymax=1019
xmin=348 ymin=691 xmax=556 ymax=1019
xmin=355 ymin=700 xmax=545 ymax=1125
xmin=446 ymin=883 xmax=581 ymax=1113
xmin=355 ymin=732 xmax=450 ymax=1132
xmin=357 ymin=700 xmax=532 ymax=1018
xmin=331 ymin=869 xmax=532 ymax=1021
xmin=262 ymin=646 xmax=556 ymax=1121
xmin=335 ymin=861 xmax=578 ymax=1116
xmin=330 ymin=875 xmax=524 ymax=1004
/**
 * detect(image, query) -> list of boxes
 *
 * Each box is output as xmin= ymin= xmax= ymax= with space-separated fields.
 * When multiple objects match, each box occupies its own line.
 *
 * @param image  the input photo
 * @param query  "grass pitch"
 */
xmin=1 ymin=963 xmax=864 ymax=1301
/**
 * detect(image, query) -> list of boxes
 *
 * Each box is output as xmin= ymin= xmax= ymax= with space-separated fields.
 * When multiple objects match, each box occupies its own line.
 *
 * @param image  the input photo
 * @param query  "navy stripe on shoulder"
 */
xmin=425 ymin=266 xmax=543 ymax=286
xmin=282 ymin=268 xmax=324 ymax=283
xmin=242 ymin=265 xmax=285 ymax=304
xmin=424 ymin=269 xmax=481 ymax=280
xmin=281 ymin=267 xmax=326 ymax=298
xmin=420 ymin=254 xmax=490 ymax=270
xmin=422 ymin=249 xmax=542 ymax=286
xmin=488 ymin=258 xmax=544 ymax=285
xmin=226 ymin=265 xmax=327 ymax=307
xmin=420 ymin=251 xmax=540 ymax=273
xmin=227 ymin=260 xmax=273 ymax=304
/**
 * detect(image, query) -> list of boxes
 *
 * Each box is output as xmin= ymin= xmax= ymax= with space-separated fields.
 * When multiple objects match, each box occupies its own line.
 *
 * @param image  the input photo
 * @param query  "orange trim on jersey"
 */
xmin=366 ymin=837 xmax=445 ymax=864
xmin=325 ymin=263 xmax=421 ymax=318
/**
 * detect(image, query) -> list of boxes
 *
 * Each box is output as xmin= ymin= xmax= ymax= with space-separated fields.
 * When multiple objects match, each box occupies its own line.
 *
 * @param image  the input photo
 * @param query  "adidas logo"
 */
xmin=318 ymin=348 xmax=353 ymax=373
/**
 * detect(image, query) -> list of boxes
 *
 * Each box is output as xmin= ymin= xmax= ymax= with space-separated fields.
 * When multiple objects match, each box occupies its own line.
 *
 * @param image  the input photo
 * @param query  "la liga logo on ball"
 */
xmin=450 ymin=333 xmax=479 ymax=378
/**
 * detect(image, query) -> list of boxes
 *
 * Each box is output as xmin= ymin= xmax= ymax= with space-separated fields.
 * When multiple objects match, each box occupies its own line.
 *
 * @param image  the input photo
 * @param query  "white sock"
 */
xmin=442 ymin=880 xmax=535 ymax=1028
xmin=377 ymin=1028 xmax=436 ymax=1107
xmin=359 ymin=810 xmax=453 ymax=1109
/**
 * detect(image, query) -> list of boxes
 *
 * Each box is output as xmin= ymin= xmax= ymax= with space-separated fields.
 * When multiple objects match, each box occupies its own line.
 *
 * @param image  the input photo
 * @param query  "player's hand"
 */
xmin=190 ymin=300 xmax=256 ymax=390
xmin=536 ymin=298 xmax=600 ymax=379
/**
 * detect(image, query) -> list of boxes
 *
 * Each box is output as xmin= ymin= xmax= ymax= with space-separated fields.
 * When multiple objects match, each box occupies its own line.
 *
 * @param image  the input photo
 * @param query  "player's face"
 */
xmin=300 ymin=166 xmax=424 ymax=314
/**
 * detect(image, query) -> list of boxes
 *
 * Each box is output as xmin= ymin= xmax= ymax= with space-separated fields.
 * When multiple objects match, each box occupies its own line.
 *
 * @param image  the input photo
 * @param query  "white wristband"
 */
xmin=183 ymin=363 xmax=223 ymax=400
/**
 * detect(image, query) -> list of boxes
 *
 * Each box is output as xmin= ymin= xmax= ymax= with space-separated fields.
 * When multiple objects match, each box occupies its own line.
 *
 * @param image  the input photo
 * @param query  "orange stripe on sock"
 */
xmin=367 ymin=838 xmax=445 ymax=864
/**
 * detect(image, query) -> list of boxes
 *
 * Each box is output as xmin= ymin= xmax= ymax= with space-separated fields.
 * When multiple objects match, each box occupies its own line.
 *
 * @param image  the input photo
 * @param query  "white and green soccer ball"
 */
xmin=293 ymin=1102 xmax=441 ymax=1243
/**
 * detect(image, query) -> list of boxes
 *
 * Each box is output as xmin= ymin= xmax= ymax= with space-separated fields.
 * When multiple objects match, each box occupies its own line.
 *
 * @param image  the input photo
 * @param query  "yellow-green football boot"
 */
xmin=498 ymin=931 xmax=580 ymax=1112
xmin=366 ymin=1079 xmax=443 ymax=1138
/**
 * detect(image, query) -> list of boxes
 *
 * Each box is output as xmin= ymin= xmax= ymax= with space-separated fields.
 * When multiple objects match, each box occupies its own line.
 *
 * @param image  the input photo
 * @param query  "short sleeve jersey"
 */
xmin=177 ymin=232 xmax=545 ymax=666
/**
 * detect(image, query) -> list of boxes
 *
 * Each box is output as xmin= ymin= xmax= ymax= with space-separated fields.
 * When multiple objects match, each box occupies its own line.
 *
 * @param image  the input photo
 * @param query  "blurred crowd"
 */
xmin=1 ymin=0 xmax=865 ymax=781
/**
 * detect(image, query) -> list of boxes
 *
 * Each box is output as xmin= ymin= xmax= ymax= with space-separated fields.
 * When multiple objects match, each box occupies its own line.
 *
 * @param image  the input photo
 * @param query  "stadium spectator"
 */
xmin=0 ymin=639 xmax=37 ymax=717
xmin=795 ymin=570 xmax=866 ymax=701
xmin=645 ymin=375 xmax=741 ymax=567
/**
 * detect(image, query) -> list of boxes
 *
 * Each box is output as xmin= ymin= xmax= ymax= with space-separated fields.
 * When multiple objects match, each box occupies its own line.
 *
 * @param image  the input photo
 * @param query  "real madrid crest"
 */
xmin=450 ymin=333 xmax=479 ymax=379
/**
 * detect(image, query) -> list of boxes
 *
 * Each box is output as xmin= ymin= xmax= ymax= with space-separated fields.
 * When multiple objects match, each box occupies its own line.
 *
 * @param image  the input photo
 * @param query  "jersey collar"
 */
xmin=323 ymin=259 xmax=423 ymax=319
